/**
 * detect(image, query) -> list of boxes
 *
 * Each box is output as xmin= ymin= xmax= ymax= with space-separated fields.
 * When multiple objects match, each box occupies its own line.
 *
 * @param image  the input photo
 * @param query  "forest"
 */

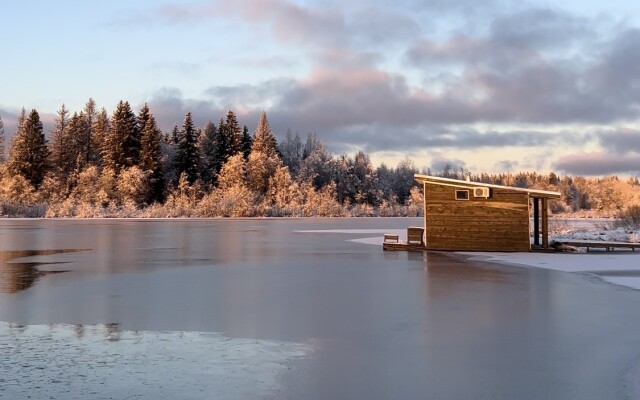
xmin=0 ymin=99 xmax=639 ymax=218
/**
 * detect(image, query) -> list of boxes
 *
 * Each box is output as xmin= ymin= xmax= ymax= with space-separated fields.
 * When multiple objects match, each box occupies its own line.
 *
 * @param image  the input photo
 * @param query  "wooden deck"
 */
xmin=383 ymin=242 xmax=428 ymax=252
xmin=554 ymin=240 xmax=640 ymax=252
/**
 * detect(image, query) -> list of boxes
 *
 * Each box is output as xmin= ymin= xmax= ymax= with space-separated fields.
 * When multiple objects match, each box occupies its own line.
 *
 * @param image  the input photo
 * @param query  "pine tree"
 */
xmin=103 ymin=100 xmax=140 ymax=173
xmin=138 ymin=103 xmax=165 ymax=202
xmin=173 ymin=112 xmax=200 ymax=184
xmin=199 ymin=120 xmax=218 ymax=185
xmin=8 ymin=109 xmax=49 ymax=189
xmin=0 ymin=116 xmax=4 ymax=163
xmin=241 ymin=125 xmax=252 ymax=160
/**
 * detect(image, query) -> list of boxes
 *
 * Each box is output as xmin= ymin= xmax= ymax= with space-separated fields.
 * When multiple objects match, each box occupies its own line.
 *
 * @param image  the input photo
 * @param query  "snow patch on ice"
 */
xmin=467 ymin=252 xmax=640 ymax=290
xmin=0 ymin=322 xmax=312 ymax=400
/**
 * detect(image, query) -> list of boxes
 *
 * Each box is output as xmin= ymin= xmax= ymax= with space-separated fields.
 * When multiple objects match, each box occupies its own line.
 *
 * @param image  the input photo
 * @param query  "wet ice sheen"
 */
xmin=0 ymin=322 xmax=311 ymax=400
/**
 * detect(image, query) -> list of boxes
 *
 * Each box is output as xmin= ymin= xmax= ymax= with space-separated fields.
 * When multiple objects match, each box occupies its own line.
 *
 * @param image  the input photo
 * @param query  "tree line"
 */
xmin=0 ymin=99 xmax=638 ymax=217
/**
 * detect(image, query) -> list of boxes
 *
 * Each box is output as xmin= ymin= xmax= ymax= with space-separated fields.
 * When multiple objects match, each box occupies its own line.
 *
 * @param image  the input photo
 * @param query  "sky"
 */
xmin=1 ymin=0 xmax=640 ymax=176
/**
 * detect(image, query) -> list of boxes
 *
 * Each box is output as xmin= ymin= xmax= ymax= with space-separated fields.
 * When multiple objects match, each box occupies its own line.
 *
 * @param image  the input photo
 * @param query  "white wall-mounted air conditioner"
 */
xmin=473 ymin=187 xmax=490 ymax=198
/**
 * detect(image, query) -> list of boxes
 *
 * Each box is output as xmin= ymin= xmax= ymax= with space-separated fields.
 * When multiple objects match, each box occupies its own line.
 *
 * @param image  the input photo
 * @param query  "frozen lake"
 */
xmin=2 ymin=218 xmax=640 ymax=399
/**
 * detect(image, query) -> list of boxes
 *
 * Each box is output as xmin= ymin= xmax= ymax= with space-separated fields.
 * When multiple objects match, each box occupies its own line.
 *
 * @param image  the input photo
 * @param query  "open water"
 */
xmin=1 ymin=218 xmax=640 ymax=399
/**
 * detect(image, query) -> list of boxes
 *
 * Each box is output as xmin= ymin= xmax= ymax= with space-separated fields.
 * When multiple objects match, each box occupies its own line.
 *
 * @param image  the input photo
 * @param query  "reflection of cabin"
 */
xmin=414 ymin=175 xmax=561 ymax=252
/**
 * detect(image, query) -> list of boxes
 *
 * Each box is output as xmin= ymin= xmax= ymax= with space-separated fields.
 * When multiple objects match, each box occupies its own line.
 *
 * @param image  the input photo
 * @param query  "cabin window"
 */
xmin=455 ymin=190 xmax=469 ymax=200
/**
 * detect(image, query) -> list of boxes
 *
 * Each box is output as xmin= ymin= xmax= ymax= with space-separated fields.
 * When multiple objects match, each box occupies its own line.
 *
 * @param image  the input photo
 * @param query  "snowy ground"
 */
xmin=347 ymin=219 xmax=640 ymax=291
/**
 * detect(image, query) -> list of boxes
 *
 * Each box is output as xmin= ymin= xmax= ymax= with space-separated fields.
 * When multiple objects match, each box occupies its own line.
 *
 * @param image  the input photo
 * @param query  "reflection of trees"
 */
xmin=0 ymin=249 xmax=82 ymax=294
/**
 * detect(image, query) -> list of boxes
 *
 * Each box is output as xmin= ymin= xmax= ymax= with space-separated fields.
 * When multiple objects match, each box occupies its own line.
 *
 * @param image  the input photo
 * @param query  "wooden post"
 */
xmin=533 ymin=198 xmax=540 ymax=247
xmin=542 ymin=198 xmax=549 ymax=249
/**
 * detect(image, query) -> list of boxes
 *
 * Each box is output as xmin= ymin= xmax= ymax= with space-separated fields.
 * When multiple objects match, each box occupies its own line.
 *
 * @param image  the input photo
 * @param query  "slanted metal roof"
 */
xmin=414 ymin=174 xmax=562 ymax=199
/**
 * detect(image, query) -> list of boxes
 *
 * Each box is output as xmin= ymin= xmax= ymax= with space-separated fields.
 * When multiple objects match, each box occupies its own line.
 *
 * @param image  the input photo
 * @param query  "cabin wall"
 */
xmin=423 ymin=183 xmax=530 ymax=252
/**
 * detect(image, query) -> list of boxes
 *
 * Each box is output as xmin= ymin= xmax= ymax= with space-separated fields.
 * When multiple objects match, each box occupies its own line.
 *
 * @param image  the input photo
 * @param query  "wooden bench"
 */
xmin=383 ymin=234 xmax=399 ymax=243
xmin=407 ymin=227 xmax=424 ymax=245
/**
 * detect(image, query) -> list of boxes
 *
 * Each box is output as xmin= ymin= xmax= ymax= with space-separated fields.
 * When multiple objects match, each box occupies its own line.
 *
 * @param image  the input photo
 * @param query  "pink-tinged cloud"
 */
xmin=553 ymin=152 xmax=640 ymax=175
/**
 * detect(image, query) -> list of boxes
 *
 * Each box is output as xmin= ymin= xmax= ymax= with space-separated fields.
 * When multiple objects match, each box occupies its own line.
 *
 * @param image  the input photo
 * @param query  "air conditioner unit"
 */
xmin=473 ymin=187 xmax=490 ymax=198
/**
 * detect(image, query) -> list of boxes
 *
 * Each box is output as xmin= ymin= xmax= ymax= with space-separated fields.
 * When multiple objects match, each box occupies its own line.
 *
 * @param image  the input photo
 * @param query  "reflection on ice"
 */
xmin=0 ymin=321 xmax=311 ymax=400
xmin=0 ymin=249 xmax=86 ymax=294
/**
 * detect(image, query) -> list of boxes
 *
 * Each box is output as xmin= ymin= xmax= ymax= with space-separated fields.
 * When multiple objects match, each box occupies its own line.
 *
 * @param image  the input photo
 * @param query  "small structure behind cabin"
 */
xmin=412 ymin=175 xmax=561 ymax=252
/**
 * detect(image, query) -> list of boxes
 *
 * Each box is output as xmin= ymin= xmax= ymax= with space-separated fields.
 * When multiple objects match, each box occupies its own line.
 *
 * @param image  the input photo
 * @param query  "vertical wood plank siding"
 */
xmin=424 ymin=184 xmax=531 ymax=251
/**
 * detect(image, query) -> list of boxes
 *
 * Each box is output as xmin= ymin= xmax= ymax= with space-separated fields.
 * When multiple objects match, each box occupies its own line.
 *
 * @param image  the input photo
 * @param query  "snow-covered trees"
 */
xmin=247 ymin=111 xmax=281 ymax=194
xmin=0 ymin=116 xmax=5 ymax=164
xmin=8 ymin=109 xmax=49 ymax=189
xmin=173 ymin=112 xmax=200 ymax=184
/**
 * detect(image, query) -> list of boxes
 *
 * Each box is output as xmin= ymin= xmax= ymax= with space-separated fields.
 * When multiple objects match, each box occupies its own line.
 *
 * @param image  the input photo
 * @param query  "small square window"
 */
xmin=455 ymin=190 xmax=469 ymax=200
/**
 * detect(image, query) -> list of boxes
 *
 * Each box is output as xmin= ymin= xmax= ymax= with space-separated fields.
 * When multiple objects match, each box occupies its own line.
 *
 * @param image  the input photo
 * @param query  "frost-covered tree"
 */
xmin=393 ymin=157 xmax=418 ymax=204
xmin=217 ymin=153 xmax=247 ymax=190
xmin=251 ymin=111 xmax=278 ymax=157
xmin=8 ymin=109 xmax=49 ymax=189
xmin=138 ymin=103 xmax=165 ymax=202
xmin=211 ymin=117 xmax=230 ymax=176
xmin=103 ymin=101 xmax=139 ymax=172
xmin=173 ymin=112 xmax=200 ymax=184
xmin=0 ymin=116 xmax=5 ymax=163
xmin=247 ymin=111 xmax=281 ymax=194
xmin=117 ymin=166 xmax=151 ymax=207
xmin=297 ymin=135 xmax=335 ymax=190
xmin=279 ymin=129 xmax=303 ymax=176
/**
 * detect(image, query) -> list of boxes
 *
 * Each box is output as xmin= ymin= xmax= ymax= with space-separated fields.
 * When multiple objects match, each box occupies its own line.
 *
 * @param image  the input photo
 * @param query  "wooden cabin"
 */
xmin=413 ymin=175 xmax=561 ymax=252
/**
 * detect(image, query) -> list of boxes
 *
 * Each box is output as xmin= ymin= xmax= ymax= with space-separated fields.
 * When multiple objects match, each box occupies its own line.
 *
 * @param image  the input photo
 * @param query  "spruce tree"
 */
xmin=68 ymin=111 xmax=91 ymax=171
xmin=49 ymin=104 xmax=71 ymax=177
xmin=251 ymin=111 xmax=278 ymax=158
xmin=173 ymin=112 xmax=200 ymax=184
xmin=224 ymin=110 xmax=242 ymax=156
xmin=0 ymin=116 xmax=6 ymax=164
xmin=103 ymin=100 xmax=140 ymax=172
xmin=8 ymin=109 xmax=49 ymax=189
xmin=247 ymin=111 xmax=281 ymax=194
xmin=212 ymin=117 xmax=229 ymax=175
xmin=83 ymin=98 xmax=98 ymax=164
xmin=241 ymin=125 xmax=252 ymax=160
xmin=138 ymin=103 xmax=165 ymax=202
xmin=199 ymin=120 xmax=218 ymax=185
xmin=92 ymin=107 xmax=109 ymax=167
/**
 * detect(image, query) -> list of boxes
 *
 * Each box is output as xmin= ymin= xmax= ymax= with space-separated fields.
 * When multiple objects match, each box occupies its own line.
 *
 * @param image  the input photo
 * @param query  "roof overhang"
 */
xmin=414 ymin=174 xmax=562 ymax=199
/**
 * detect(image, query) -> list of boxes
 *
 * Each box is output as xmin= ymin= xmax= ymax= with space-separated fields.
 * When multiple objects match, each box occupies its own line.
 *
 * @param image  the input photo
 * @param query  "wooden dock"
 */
xmin=554 ymin=240 xmax=640 ymax=252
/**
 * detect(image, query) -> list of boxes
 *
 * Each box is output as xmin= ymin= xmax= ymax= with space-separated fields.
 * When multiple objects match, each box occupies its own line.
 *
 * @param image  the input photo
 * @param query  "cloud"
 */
xmin=553 ymin=152 xmax=640 ymax=175
xmin=428 ymin=153 xmax=467 ymax=173
xmin=597 ymin=128 xmax=640 ymax=154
